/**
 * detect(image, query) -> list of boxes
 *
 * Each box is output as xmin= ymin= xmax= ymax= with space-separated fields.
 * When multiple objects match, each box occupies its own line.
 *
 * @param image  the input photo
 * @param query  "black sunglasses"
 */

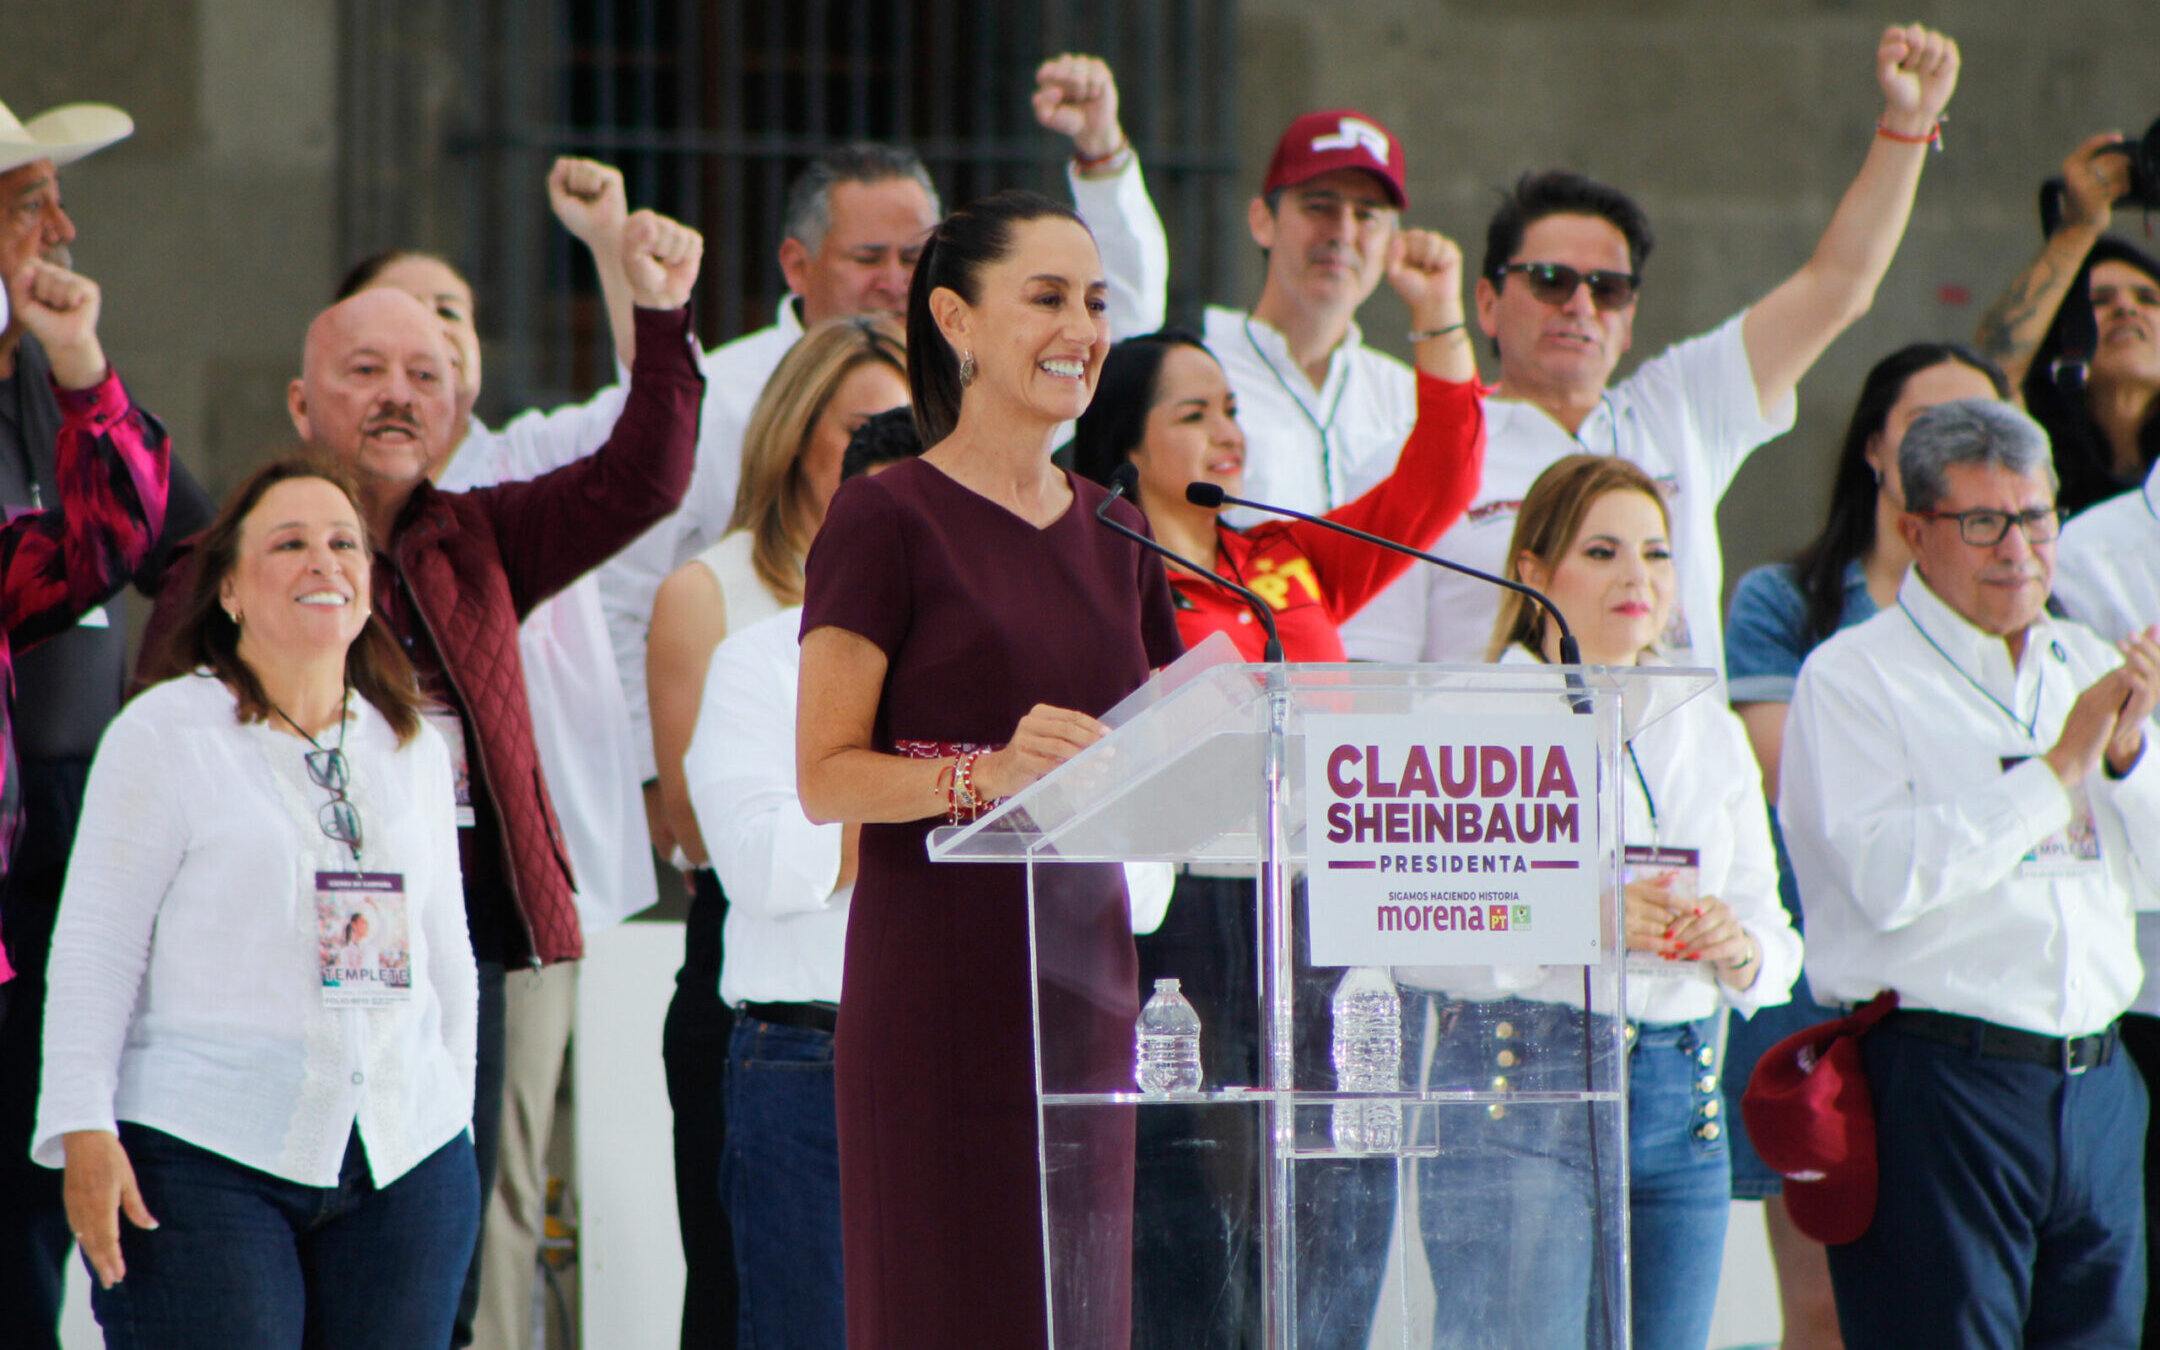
xmin=305 ymin=747 xmax=363 ymax=856
xmin=1492 ymin=262 xmax=1640 ymax=311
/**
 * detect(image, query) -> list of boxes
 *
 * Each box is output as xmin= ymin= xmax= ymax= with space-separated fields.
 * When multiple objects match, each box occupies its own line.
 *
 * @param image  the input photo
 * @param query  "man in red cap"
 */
xmin=1202 ymin=107 xmax=1476 ymax=535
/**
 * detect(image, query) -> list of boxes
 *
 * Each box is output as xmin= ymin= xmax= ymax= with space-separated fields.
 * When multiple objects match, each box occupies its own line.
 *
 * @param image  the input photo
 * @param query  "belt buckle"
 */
xmin=2064 ymin=1036 xmax=2092 ymax=1076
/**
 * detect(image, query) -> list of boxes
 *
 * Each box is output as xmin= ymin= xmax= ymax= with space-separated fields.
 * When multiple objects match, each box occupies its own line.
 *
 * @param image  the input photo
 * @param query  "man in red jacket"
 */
xmin=142 ymin=207 xmax=705 ymax=1347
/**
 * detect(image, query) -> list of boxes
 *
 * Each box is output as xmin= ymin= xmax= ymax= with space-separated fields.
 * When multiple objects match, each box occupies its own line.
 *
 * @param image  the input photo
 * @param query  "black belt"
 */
xmin=1886 ymin=1009 xmax=2117 ymax=1075
xmin=740 ymin=1000 xmax=839 ymax=1035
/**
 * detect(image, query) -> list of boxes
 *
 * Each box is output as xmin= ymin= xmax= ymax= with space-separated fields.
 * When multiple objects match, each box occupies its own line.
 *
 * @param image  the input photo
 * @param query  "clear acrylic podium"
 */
xmin=931 ymin=636 xmax=1715 ymax=1349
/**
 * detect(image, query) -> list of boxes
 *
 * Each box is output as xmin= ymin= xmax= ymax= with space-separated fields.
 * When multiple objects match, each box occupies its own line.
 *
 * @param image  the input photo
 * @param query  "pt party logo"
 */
xmin=1304 ymin=713 xmax=1600 ymax=967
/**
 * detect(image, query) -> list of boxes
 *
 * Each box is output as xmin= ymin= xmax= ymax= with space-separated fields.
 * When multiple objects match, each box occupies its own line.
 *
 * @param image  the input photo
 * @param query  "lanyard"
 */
xmin=1898 ymin=596 xmax=2042 ymax=740
xmin=1243 ymin=316 xmax=1353 ymax=508
xmin=1625 ymin=741 xmax=1659 ymax=845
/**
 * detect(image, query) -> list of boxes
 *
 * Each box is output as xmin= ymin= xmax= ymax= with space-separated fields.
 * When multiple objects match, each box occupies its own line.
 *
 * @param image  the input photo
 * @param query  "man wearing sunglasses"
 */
xmin=1349 ymin=23 xmax=1960 ymax=677
xmin=1783 ymin=398 xmax=2160 ymax=1346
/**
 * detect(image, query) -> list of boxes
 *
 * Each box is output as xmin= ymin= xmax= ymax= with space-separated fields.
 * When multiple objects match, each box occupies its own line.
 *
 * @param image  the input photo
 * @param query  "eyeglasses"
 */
xmin=1913 ymin=507 xmax=2068 ymax=547
xmin=1492 ymin=262 xmax=1640 ymax=311
xmin=304 ymin=747 xmax=363 ymax=856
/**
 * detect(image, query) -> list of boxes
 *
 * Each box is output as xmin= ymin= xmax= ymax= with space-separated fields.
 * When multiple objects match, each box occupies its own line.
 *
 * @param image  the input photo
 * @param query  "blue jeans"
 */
xmin=1417 ymin=1000 xmax=1728 ymax=1350
xmin=723 ymin=1015 xmax=843 ymax=1350
xmin=90 ymin=1123 xmax=479 ymax=1350
xmin=1826 ymin=1022 xmax=2147 ymax=1350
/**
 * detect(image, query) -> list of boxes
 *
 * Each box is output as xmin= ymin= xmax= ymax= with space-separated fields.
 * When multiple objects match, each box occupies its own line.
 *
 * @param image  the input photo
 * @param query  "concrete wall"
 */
xmin=4 ymin=0 xmax=340 ymax=504
xmin=14 ymin=0 xmax=2160 ymax=587
xmin=1233 ymin=0 xmax=2160 ymax=587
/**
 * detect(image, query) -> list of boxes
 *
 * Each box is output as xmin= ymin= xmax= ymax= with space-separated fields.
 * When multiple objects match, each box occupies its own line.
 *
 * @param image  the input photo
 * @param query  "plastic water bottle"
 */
xmin=1331 ymin=966 xmax=1403 ymax=1154
xmin=1135 ymin=978 xmax=1203 ymax=1095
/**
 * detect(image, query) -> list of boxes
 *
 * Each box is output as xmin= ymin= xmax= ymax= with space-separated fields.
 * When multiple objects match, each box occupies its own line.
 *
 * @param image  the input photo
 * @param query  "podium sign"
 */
xmin=1302 ymin=711 xmax=1600 ymax=967
xmin=933 ymin=646 xmax=1716 ymax=1350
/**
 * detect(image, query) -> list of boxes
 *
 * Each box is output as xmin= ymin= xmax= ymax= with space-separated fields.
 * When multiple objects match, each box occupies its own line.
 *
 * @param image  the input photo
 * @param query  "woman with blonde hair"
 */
xmin=648 ymin=312 xmax=909 ymax=866
xmin=1413 ymin=453 xmax=1800 ymax=1350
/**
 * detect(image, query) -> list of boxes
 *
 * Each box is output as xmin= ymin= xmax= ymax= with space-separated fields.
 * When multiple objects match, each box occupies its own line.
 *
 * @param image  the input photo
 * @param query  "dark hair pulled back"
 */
xmin=905 ymin=189 xmax=1087 ymax=448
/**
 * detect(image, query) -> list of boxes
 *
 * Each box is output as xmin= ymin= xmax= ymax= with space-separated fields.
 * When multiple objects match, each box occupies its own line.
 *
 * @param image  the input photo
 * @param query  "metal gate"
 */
xmin=342 ymin=0 xmax=1240 ymax=426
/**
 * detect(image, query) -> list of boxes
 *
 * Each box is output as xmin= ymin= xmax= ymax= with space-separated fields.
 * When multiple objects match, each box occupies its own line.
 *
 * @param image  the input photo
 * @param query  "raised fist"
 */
xmin=1386 ymin=229 xmax=1466 ymax=328
xmin=621 ymin=210 xmax=703 ymax=311
xmin=1876 ymin=24 xmax=1959 ymax=137
xmin=1032 ymin=54 xmax=1124 ymax=163
xmin=8 ymin=260 xmax=107 ymax=389
xmin=548 ymin=156 xmax=629 ymax=250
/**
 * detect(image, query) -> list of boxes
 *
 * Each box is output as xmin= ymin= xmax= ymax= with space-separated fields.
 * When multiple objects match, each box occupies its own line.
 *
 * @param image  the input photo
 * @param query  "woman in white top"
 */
xmin=34 ymin=457 xmax=476 ymax=1350
xmin=1412 ymin=454 xmax=1799 ymax=1350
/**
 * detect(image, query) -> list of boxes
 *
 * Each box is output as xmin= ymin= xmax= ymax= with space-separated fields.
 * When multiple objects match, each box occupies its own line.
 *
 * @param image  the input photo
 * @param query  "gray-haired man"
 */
xmin=1782 ymin=399 xmax=2160 ymax=1346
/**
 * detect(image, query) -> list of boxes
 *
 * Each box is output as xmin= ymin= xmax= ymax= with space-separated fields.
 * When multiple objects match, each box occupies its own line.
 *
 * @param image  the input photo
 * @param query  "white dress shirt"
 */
xmin=1203 ymin=305 xmax=1420 ymax=528
xmin=1782 ymin=569 xmax=2160 ymax=1035
xmin=2044 ymin=464 xmax=2160 ymax=1015
xmin=685 ymin=607 xmax=850 ymax=1006
xmin=1356 ymin=313 xmax=1795 ymax=674
xmin=440 ymin=412 xmax=657 ymax=930
xmin=1399 ymin=647 xmax=1798 ymax=1022
xmin=601 ymin=160 xmax=1173 ymax=777
xmin=35 ymin=675 xmax=478 ymax=1187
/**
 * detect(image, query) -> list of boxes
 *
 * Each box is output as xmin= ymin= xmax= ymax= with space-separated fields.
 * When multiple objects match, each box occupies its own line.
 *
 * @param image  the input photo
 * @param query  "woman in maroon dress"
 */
xmin=797 ymin=190 xmax=1181 ymax=1349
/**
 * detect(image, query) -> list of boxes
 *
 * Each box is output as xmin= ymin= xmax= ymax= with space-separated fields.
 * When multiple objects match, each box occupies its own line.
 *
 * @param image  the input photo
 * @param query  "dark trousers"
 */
xmin=1130 ymin=875 xmax=1391 ymax=1350
xmin=1827 ymin=1020 xmax=2148 ymax=1350
xmin=0 ymin=860 xmax=69 ymax=1350
xmin=450 ymin=960 xmax=508 ymax=1348
xmin=2117 ymin=1011 xmax=2160 ymax=1350
xmin=92 ymin=1124 xmax=478 ymax=1350
xmin=663 ymin=869 xmax=738 ymax=1348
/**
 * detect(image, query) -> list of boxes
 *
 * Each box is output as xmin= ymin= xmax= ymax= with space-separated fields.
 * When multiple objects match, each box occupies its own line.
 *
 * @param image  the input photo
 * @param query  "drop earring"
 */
xmin=958 ymin=350 xmax=977 ymax=388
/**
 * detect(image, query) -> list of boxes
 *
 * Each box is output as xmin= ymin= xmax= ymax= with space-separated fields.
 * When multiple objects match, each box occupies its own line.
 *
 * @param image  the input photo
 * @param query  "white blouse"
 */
xmin=34 ymin=673 xmax=477 ymax=1188
xmin=1401 ymin=647 xmax=1800 ymax=1023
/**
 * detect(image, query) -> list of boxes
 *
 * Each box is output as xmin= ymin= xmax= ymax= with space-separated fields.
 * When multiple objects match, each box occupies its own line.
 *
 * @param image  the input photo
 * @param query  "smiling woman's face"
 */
xmin=221 ymin=476 xmax=372 ymax=667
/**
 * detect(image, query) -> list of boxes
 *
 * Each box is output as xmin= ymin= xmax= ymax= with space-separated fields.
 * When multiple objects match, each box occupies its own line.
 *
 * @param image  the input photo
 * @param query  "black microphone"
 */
xmin=1099 ymin=465 xmax=1284 ymax=662
xmin=1185 ymin=482 xmax=1583 ymax=665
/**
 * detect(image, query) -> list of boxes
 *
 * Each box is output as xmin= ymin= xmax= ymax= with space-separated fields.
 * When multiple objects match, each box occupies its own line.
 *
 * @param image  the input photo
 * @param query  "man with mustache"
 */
xmin=1782 ymin=398 xmax=2160 ymax=1346
xmin=0 ymin=96 xmax=215 ymax=1348
xmin=1975 ymin=129 xmax=2160 ymax=513
xmin=137 ymin=209 xmax=706 ymax=1342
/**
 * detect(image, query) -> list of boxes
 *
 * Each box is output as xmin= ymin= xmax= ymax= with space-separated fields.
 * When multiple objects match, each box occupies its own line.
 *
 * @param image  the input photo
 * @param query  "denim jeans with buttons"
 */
xmin=1416 ymin=998 xmax=1728 ymax=1350
xmin=89 ymin=1122 xmax=478 ymax=1350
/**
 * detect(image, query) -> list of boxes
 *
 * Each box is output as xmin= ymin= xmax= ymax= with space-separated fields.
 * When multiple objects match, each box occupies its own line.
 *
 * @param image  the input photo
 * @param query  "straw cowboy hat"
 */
xmin=0 ymin=99 xmax=133 ymax=176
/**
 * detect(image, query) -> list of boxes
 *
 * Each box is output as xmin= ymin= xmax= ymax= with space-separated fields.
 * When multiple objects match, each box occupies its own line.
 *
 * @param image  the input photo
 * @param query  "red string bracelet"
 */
xmin=1876 ymin=120 xmax=1942 ymax=150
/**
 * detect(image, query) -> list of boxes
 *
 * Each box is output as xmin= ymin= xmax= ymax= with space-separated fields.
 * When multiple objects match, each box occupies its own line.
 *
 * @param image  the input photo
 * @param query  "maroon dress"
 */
xmin=801 ymin=458 xmax=1181 ymax=1349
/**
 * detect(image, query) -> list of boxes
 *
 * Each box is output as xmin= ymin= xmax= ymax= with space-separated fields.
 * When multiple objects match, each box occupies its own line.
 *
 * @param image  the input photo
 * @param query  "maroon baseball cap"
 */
xmin=1261 ymin=110 xmax=1407 ymax=210
xmin=1740 ymin=991 xmax=1898 ymax=1246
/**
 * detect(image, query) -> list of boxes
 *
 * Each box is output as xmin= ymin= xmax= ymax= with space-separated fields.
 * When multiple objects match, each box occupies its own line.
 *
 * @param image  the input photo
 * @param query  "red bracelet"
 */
xmin=1072 ymin=137 xmax=1132 ymax=172
xmin=1876 ymin=120 xmax=1942 ymax=149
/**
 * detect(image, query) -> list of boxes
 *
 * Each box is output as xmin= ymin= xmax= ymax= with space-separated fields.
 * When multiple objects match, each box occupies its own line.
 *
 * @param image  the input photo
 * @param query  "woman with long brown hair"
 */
xmin=34 ymin=456 xmax=478 ymax=1349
